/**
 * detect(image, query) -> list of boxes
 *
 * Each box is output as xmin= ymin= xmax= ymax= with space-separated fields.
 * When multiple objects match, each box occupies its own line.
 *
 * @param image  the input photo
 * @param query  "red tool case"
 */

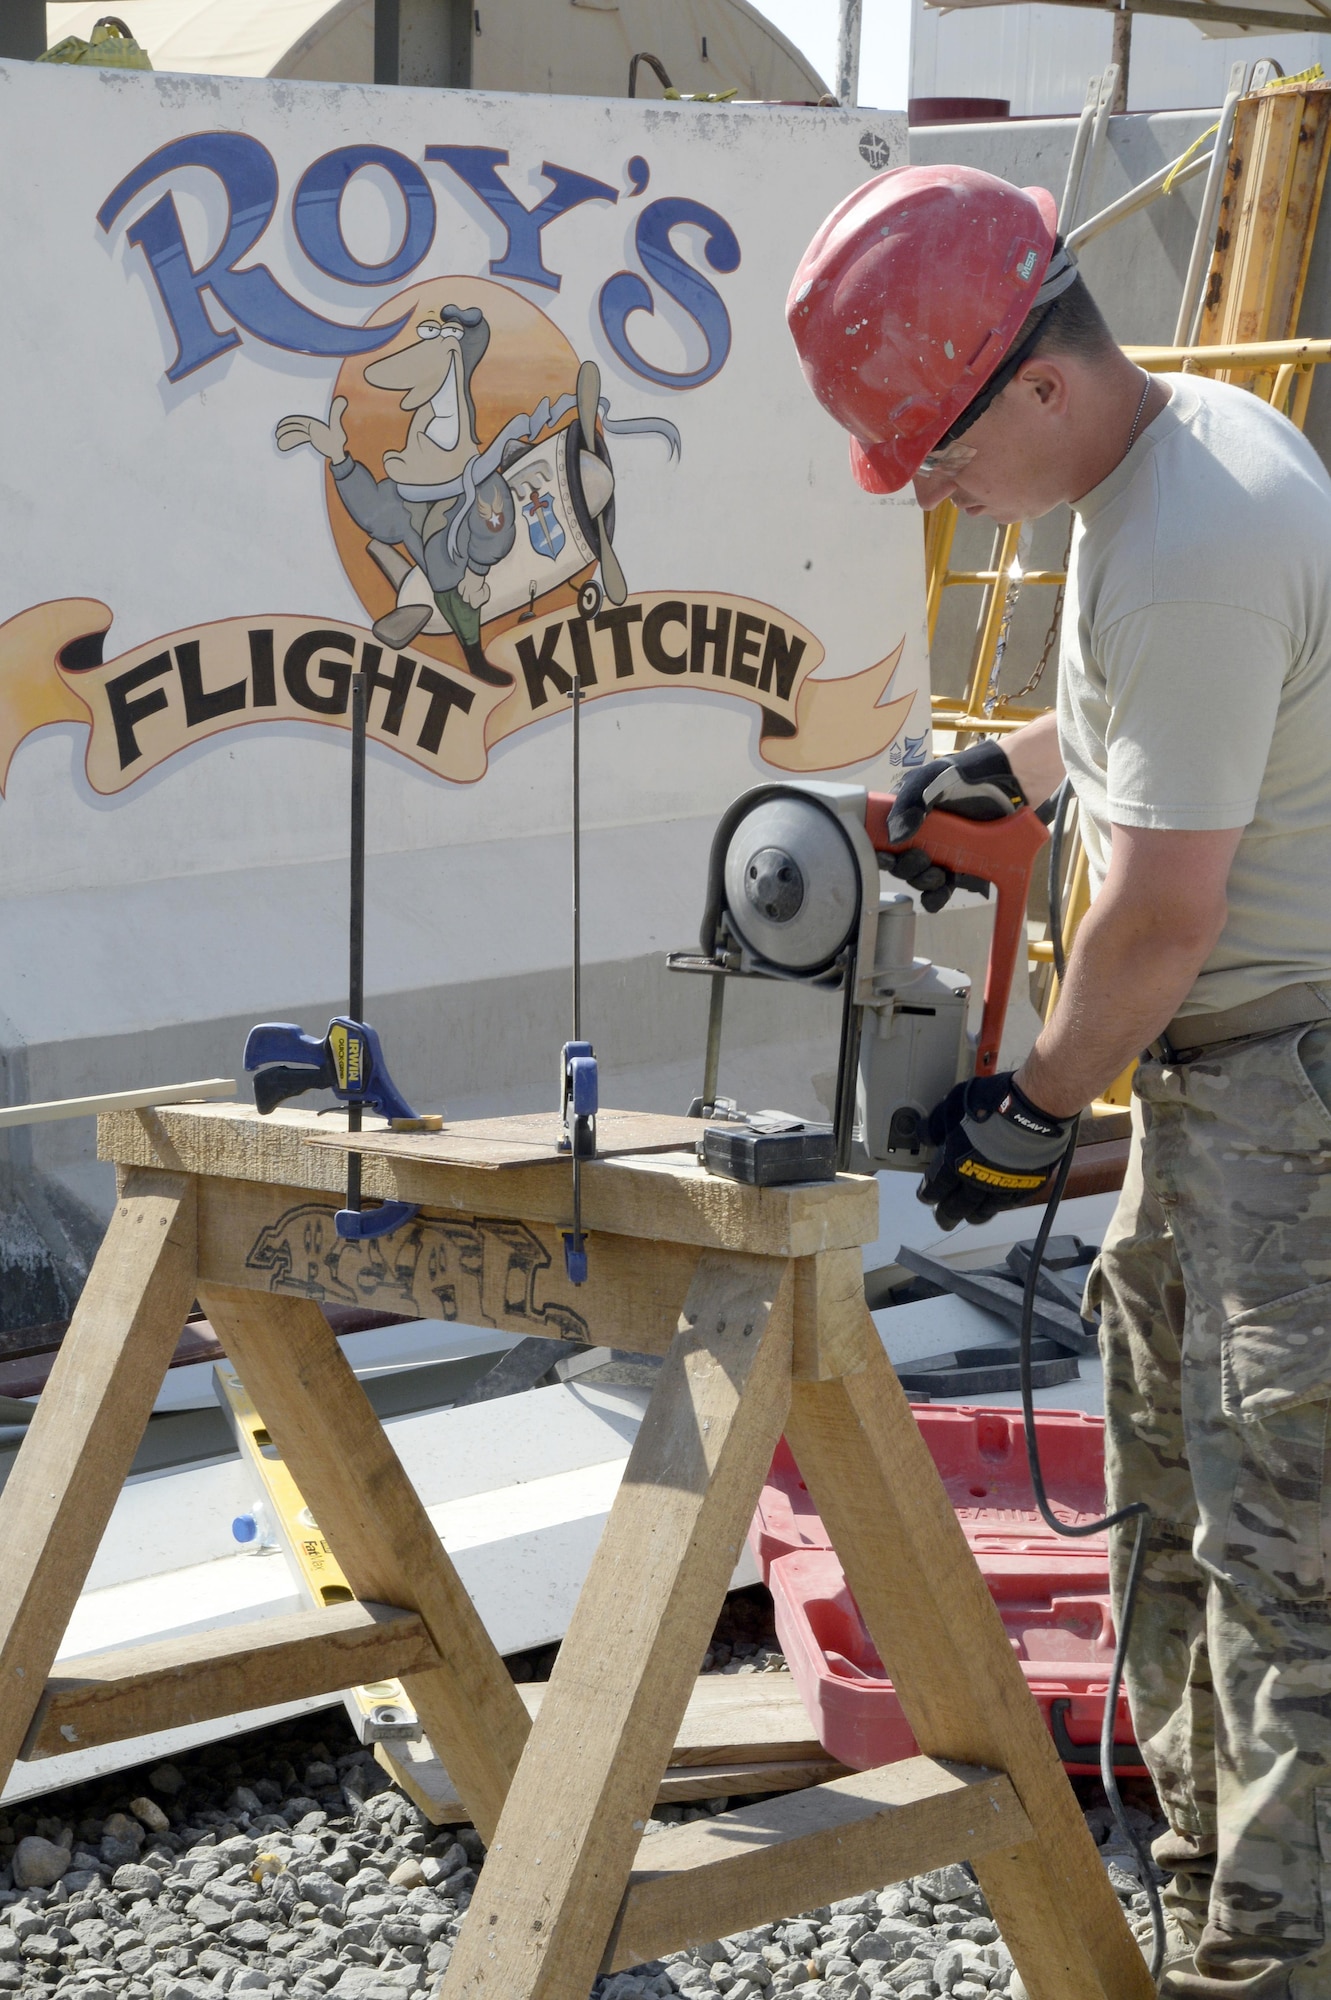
xmin=750 ymin=1408 xmax=1143 ymax=1775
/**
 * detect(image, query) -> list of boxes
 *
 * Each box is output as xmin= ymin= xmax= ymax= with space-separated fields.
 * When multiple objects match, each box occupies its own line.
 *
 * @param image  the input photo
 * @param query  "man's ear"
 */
xmin=1015 ymin=356 xmax=1071 ymax=414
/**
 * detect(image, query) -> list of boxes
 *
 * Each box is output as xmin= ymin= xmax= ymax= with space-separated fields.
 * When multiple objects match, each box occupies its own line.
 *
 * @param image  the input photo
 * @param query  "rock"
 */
xmin=916 ymin=1865 xmax=973 ymax=1906
xmin=185 ymin=1897 xmax=233 ymax=1930
xmin=227 ymin=1789 xmax=264 ymax=1820
xmin=225 ymin=1918 xmax=272 ymax=1951
xmin=112 ymin=1865 xmax=163 ymax=1899
xmin=148 ymin=1765 xmax=186 ymax=1796
xmin=388 ymin=1860 xmax=425 ymax=1890
xmin=231 ymin=1973 xmax=273 ymax=1993
xmin=303 ymin=1763 xmax=337 ymax=1791
xmin=885 ymin=1959 xmax=936 ymax=1992
xmin=12 ymin=1837 xmax=70 ymax=1889
xmin=102 ymin=1813 xmax=145 ymax=1851
xmin=130 ymin=1798 xmax=171 ymax=1836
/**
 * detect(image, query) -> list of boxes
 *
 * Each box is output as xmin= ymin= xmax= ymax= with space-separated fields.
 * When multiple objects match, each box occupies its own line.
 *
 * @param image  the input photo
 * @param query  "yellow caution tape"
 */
xmin=1163 ymin=124 xmax=1219 ymax=195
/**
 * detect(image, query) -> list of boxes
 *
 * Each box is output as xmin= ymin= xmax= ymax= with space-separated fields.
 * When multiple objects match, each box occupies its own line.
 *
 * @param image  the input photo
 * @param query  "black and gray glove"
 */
xmin=885 ymin=742 xmax=1027 ymax=911
xmin=918 ymin=1071 xmax=1075 ymax=1231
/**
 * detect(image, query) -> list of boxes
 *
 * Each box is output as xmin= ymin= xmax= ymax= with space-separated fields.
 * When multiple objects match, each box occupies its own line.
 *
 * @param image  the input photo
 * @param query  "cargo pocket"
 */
xmin=1220 ymin=1284 xmax=1331 ymax=1599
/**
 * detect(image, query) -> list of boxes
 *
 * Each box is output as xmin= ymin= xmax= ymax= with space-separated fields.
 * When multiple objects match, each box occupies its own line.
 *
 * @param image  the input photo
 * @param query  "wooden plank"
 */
xmin=379 ymin=1737 xmax=845 ymax=1825
xmin=195 ymin=1175 xmax=701 ymax=1354
xmin=196 ymin=1285 xmax=530 ymax=1845
xmin=784 ymin=1317 xmax=1154 ymax=2000
xmin=0 ymin=1078 xmax=234 ymax=1130
xmin=0 ymin=1172 xmax=198 ymax=1785
xmin=604 ymin=1758 xmax=1032 ymax=1973
xmin=378 ymin=1670 xmax=832 ymax=1818
xmin=21 ymin=1602 xmax=437 ymax=1760
xmin=438 ymin=1254 xmax=794 ymax=2000
xmin=311 ymin=1109 xmax=721 ymax=1168
xmin=102 ymin=1106 xmax=878 ymax=1257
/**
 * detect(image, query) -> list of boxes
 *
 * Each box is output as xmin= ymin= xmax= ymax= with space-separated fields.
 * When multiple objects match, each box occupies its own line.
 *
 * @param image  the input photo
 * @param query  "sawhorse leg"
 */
xmin=786 ymin=1325 xmax=1154 ymax=2000
xmin=440 ymin=1251 xmax=795 ymax=2000
xmin=0 ymin=1171 xmax=198 ymax=1782
xmin=198 ymin=1285 xmax=531 ymax=1842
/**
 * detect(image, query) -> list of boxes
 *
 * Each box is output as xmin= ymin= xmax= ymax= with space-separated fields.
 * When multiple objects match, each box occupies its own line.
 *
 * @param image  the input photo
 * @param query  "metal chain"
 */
xmin=1007 ymin=516 xmax=1075 ymax=704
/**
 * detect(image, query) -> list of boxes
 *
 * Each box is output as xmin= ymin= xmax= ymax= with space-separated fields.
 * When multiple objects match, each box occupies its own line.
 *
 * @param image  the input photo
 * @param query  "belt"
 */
xmin=1148 ymin=981 xmax=1331 ymax=1063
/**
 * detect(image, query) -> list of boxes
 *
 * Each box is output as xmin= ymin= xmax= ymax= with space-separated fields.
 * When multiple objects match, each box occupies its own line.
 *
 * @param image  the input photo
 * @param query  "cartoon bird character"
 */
xmin=276 ymin=303 xmax=516 ymax=685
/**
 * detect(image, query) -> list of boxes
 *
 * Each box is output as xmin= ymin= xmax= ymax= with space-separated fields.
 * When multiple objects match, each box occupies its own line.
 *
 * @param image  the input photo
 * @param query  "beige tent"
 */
xmin=46 ymin=1 xmax=829 ymax=96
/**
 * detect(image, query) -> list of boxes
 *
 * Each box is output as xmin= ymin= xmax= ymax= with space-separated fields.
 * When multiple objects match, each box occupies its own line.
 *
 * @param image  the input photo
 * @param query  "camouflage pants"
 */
xmin=1092 ymin=1024 xmax=1331 ymax=1994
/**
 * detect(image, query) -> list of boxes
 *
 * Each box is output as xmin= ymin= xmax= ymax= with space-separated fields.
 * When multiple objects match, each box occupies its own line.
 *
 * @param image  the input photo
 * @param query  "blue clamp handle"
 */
xmin=336 ymin=1200 xmax=420 ymax=1242
xmin=244 ymin=1015 xmax=417 ymax=1123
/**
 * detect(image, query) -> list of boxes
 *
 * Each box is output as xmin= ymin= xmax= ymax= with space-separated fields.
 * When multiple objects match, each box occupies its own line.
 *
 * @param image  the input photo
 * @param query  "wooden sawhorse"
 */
xmin=0 ymin=1104 xmax=1152 ymax=2000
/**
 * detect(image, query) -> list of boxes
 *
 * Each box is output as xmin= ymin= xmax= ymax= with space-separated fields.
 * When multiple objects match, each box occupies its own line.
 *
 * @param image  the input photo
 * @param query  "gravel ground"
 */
xmin=0 ymin=1595 xmax=1166 ymax=2000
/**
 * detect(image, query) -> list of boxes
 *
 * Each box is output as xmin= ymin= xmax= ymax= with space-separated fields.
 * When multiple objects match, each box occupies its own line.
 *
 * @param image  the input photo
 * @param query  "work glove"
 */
xmin=919 ymin=1070 xmax=1075 ymax=1231
xmin=885 ymin=741 xmax=1026 ymax=911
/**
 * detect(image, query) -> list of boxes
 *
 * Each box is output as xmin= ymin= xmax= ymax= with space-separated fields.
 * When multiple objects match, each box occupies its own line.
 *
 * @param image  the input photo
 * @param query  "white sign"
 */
xmin=0 ymin=62 xmax=921 ymax=1053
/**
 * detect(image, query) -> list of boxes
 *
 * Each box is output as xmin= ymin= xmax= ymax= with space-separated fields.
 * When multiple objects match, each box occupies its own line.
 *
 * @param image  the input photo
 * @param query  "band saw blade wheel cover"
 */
xmin=723 ymin=794 xmax=860 ymax=971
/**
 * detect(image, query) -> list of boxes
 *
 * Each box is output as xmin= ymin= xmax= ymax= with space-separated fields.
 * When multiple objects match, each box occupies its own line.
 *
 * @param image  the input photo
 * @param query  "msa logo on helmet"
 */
xmin=1015 ymin=248 xmax=1039 ymax=283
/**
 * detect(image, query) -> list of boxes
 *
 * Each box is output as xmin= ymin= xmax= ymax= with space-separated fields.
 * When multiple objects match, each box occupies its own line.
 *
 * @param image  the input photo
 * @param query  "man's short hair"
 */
xmin=1014 ymin=273 xmax=1116 ymax=360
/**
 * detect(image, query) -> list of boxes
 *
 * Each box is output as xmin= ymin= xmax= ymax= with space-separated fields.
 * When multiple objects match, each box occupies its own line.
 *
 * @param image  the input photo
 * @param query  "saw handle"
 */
xmin=864 ymin=796 xmax=1049 ymax=1077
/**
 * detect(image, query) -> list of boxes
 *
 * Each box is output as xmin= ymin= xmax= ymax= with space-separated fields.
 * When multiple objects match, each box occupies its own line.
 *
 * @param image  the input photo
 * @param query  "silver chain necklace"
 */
xmin=1126 ymin=370 xmax=1152 ymax=452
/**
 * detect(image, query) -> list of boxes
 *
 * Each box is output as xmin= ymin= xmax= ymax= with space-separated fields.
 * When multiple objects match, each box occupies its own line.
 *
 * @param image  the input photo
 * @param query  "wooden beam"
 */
xmin=439 ymin=1254 xmax=794 ymax=2000
xmin=195 ymin=1174 xmax=701 ymax=1354
xmin=0 ymin=1173 xmax=198 ymax=1785
xmin=784 ymin=1319 xmax=1154 ymax=2000
xmin=0 ymin=1079 xmax=233 ymax=1130
xmin=375 ymin=1671 xmax=838 ymax=1819
xmin=604 ymin=1759 xmax=1032 ymax=1973
xmin=102 ymin=1105 xmax=878 ymax=1257
xmin=196 ymin=1285 xmax=530 ymax=1845
xmin=21 ymin=1602 xmax=438 ymax=1760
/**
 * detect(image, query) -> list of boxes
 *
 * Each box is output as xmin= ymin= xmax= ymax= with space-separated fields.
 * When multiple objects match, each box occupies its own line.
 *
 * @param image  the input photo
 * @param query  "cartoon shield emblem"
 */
xmin=523 ymin=484 xmax=566 ymax=561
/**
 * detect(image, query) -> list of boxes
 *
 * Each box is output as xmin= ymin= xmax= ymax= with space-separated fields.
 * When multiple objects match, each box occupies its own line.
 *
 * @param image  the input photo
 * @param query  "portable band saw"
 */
xmin=668 ymin=780 xmax=1049 ymax=1177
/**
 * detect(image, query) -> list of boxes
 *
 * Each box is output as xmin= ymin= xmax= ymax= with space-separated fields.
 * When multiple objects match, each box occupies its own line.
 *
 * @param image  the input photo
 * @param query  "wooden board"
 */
xmin=310 ymin=1109 xmax=721 ymax=1169
xmin=784 ymin=1316 xmax=1153 ymax=2000
xmin=0 ymin=1173 xmax=199 ymax=1782
xmin=605 ymin=1758 xmax=1032 ymax=1973
xmin=440 ymin=1254 xmax=794 ymax=2000
xmin=196 ymin=1285 xmax=531 ymax=1845
xmin=378 ymin=1673 xmax=843 ymax=1821
xmin=22 ymin=1603 xmax=438 ymax=1760
xmin=380 ymin=1736 xmax=847 ymax=1822
xmin=102 ymin=1106 xmax=879 ymax=1257
xmin=195 ymin=1174 xmax=702 ymax=1355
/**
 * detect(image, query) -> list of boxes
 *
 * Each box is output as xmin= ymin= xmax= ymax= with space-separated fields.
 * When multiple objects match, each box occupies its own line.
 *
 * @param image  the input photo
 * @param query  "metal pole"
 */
xmin=1110 ymin=9 xmax=1131 ymax=112
xmin=570 ymin=675 xmax=584 ymax=1246
xmin=836 ymin=0 xmax=863 ymax=108
xmin=571 ymin=676 xmax=582 ymax=1045
xmin=347 ymin=672 xmax=366 ymax=1215
xmin=702 ymin=973 xmax=726 ymax=1112
xmin=1060 ymin=76 xmax=1101 ymax=231
xmin=1174 ymin=68 xmax=1246 ymax=346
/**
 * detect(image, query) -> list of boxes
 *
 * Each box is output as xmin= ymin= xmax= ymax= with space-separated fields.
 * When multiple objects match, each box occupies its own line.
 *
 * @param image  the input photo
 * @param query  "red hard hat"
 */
xmin=787 ymin=166 xmax=1067 ymax=494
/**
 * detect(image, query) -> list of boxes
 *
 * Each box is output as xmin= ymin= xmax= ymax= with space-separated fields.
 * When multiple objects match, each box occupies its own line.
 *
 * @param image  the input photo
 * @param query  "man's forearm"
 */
xmin=1016 ymin=891 xmax=1222 ymax=1118
xmin=1004 ymin=710 xmax=1065 ymax=809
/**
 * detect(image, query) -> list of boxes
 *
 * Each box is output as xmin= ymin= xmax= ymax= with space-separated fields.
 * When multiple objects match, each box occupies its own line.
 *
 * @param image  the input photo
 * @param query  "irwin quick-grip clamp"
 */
xmin=243 ymin=1016 xmax=429 ymax=1241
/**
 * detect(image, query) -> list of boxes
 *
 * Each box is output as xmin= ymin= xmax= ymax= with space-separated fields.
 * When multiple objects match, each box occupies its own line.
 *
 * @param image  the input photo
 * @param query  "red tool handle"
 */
xmin=864 ymin=796 xmax=1050 ymax=1077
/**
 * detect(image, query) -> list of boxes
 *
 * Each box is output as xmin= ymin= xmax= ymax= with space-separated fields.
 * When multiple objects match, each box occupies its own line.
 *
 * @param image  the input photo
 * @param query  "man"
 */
xmin=788 ymin=165 xmax=1331 ymax=1999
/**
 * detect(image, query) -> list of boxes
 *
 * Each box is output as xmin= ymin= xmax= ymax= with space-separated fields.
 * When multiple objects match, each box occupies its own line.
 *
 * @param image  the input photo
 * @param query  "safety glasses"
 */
xmin=917 ymin=437 xmax=979 ymax=479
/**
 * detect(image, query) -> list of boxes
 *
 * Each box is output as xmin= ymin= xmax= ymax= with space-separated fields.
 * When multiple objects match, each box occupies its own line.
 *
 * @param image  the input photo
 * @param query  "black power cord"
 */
xmin=1017 ymin=778 xmax=1166 ymax=1983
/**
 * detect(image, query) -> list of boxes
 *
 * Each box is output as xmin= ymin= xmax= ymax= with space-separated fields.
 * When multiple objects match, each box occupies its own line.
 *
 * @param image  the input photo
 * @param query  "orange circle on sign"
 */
xmin=326 ymin=278 xmax=590 ymax=667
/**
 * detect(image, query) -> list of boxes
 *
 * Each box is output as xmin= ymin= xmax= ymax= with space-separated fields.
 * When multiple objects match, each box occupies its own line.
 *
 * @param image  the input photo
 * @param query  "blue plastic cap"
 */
xmin=231 ymin=1514 xmax=258 ymax=1544
xmin=563 ymin=1233 xmax=588 ymax=1285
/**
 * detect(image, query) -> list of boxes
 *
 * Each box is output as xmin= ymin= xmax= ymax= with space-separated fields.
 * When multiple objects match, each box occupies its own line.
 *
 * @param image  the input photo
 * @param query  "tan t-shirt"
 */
xmin=1057 ymin=372 xmax=1331 ymax=1016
